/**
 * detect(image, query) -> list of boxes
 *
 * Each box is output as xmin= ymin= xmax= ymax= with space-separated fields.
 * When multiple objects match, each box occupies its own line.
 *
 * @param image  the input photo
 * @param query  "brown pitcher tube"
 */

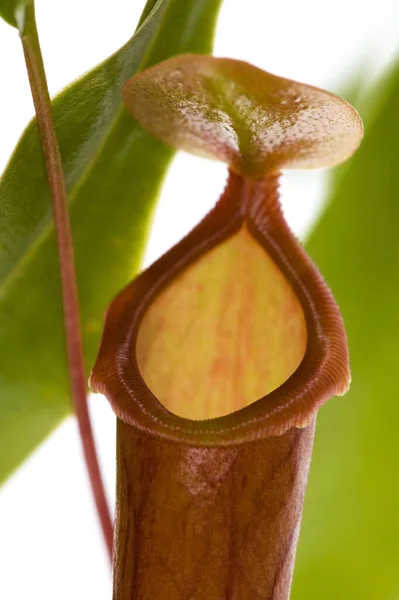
xmin=114 ymin=418 xmax=315 ymax=600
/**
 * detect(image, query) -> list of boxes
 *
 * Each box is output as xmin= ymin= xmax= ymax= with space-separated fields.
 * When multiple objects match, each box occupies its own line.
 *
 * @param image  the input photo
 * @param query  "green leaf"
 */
xmin=0 ymin=0 xmax=223 ymax=483
xmin=293 ymin=63 xmax=399 ymax=600
xmin=0 ymin=0 xmax=31 ymax=29
xmin=123 ymin=54 xmax=362 ymax=178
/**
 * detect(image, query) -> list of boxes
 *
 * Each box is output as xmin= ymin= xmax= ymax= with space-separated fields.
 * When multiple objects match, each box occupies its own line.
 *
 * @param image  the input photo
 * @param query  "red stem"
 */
xmin=20 ymin=3 xmax=113 ymax=559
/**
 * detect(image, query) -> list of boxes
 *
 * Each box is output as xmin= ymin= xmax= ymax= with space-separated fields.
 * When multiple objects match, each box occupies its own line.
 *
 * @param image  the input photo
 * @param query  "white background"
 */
xmin=0 ymin=0 xmax=399 ymax=598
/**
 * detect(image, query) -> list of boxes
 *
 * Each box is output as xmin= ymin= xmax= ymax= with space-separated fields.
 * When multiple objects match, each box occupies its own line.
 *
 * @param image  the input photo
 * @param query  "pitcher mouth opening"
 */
xmin=90 ymin=170 xmax=350 ymax=446
xmin=136 ymin=219 xmax=307 ymax=421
